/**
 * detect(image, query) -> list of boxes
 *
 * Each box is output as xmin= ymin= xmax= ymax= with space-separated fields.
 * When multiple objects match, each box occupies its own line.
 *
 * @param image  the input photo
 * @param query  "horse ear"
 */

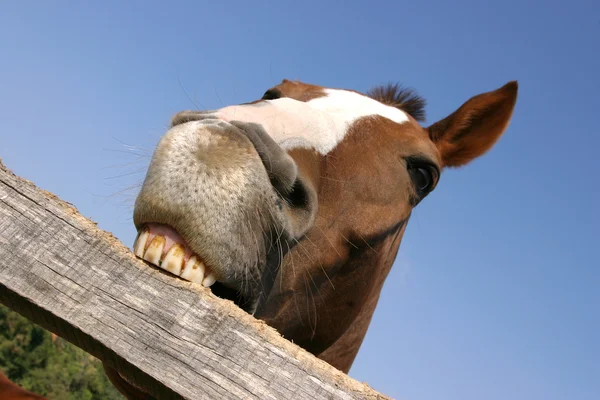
xmin=428 ymin=81 xmax=518 ymax=167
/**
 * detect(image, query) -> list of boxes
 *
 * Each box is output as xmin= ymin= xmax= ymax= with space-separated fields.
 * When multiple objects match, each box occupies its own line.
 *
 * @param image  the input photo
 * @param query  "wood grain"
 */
xmin=0 ymin=158 xmax=389 ymax=400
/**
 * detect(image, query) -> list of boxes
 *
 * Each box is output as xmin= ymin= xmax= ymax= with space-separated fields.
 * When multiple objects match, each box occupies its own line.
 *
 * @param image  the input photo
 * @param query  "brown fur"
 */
xmin=268 ymin=79 xmax=329 ymax=101
xmin=253 ymin=80 xmax=517 ymax=372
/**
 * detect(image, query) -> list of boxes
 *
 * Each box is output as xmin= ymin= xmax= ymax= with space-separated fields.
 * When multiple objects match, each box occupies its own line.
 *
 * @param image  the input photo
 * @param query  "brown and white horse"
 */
xmin=7 ymin=79 xmax=516 ymax=399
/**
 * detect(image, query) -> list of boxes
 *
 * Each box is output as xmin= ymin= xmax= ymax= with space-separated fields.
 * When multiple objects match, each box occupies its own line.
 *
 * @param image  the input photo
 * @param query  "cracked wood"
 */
xmin=0 ymin=158 xmax=389 ymax=400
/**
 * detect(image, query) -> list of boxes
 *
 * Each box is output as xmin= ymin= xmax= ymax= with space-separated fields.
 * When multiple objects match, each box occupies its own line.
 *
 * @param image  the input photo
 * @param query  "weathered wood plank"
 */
xmin=0 ymin=158 xmax=389 ymax=400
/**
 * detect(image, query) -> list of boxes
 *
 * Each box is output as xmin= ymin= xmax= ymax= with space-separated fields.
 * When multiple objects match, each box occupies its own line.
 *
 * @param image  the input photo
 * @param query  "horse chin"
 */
xmin=132 ymin=223 xmax=261 ymax=313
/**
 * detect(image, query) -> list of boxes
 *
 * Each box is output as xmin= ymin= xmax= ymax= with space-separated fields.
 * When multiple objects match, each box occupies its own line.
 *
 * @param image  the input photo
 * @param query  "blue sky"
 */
xmin=1 ymin=1 xmax=598 ymax=399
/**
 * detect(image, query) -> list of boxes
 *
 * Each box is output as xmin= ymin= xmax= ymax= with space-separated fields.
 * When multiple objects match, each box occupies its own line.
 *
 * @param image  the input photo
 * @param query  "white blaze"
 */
xmin=215 ymin=89 xmax=409 ymax=154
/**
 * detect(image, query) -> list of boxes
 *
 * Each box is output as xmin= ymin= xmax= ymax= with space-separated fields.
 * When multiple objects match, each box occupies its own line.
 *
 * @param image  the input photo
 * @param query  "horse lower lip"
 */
xmin=133 ymin=224 xmax=217 ymax=288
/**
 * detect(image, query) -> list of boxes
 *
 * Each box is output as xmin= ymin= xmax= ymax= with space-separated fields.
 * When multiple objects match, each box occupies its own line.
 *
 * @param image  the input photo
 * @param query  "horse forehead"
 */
xmin=307 ymin=88 xmax=410 ymax=125
xmin=270 ymin=88 xmax=411 ymax=154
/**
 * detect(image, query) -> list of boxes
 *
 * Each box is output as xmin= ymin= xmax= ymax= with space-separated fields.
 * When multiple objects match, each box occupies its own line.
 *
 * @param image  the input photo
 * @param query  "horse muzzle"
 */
xmin=133 ymin=117 xmax=316 ymax=312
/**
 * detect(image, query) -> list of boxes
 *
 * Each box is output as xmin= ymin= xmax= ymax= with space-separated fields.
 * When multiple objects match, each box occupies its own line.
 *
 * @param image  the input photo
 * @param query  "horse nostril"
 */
xmin=285 ymin=179 xmax=309 ymax=209
xmin=171 ymin=110 xmax=218 ymax=127
xmin=229 ymin=121 xmax=298 ymax=196
xmin=226 ymin=120 xmax=317 ymax=238
xmin=280 ymin=174 xmax=317 ymax=239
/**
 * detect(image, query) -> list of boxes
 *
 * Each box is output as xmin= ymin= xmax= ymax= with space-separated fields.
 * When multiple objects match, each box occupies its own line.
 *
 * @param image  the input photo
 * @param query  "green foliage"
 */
xmin=0 ymin=304 xmax=123 ymax=400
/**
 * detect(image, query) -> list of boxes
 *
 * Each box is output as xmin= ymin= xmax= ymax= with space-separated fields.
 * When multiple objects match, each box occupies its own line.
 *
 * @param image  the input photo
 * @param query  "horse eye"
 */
xmin=262 ymin=89 xmax=281 ymax=100
xmin=409 ymin=167 xmax=432 ymax=193
xmin=407 ymin=161 xmax=438 ymax=200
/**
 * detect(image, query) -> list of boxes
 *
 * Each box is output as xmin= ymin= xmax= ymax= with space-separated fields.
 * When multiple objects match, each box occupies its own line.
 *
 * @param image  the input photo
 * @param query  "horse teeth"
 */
xmin=136 ymin=234 xmax=217 ymax=287
xmin=143 ymin=236 xmax=165 ymax=265
xmin=133 ymin=229 xmax=149 ymax=258
xmin=202 ymin=272 xmax=217 ymax=288
xmin=180 ymin=255 xmax=205 ymax=284
xmin=162 ymin=244 xmax=185 ymax=275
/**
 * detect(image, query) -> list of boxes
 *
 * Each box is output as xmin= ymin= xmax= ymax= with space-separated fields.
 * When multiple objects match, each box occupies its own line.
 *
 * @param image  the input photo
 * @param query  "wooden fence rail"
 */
xmin=0 ymin=159 xmax=389 ymax=400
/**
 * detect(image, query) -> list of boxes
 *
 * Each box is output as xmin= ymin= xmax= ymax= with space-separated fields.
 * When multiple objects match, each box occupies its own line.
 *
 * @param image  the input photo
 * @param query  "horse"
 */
xmin=2 ymin=79 xmax=517 ymax=399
